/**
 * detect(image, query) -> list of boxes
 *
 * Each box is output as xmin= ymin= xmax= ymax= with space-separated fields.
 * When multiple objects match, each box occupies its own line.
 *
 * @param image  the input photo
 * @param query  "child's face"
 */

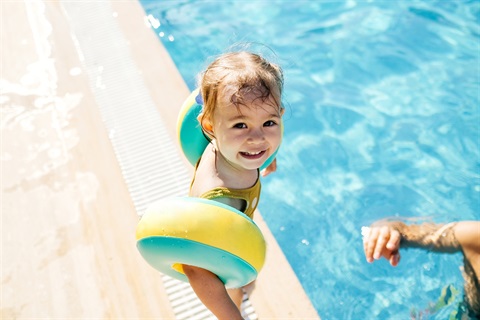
xmin=208 ymin=89 xmax=284 ymax=171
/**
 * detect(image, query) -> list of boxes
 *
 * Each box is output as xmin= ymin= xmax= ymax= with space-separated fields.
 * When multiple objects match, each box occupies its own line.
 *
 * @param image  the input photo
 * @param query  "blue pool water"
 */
xmin=140 ymin=1 xmax=480 ymax=319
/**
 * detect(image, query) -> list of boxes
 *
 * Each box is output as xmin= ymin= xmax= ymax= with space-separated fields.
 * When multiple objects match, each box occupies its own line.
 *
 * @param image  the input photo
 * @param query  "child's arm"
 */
xmin=182 ymin=264 xmax=244 ymax=320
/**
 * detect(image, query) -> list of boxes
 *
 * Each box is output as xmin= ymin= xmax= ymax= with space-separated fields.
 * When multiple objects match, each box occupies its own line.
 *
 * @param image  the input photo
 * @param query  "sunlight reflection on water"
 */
xmin=141 ymin=1 xmax=479 ymax=318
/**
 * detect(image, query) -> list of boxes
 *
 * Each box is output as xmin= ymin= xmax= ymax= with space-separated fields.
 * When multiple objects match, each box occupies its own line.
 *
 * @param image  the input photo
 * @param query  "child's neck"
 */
xmin=214 ymin=149 xmax=258 ymax=189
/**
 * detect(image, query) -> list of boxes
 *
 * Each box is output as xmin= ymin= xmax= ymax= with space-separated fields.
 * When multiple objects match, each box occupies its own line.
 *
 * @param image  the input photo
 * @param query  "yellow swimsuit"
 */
xmin=189 ymin=161 xmax=261 ymax=219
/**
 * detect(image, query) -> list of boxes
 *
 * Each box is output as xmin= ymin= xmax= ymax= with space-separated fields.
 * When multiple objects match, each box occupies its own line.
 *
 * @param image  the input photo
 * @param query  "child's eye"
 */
xmin=264 ymin=120 xmax=277 ymax=127
xmin=233 ymin=123 xmax=247 ymax=129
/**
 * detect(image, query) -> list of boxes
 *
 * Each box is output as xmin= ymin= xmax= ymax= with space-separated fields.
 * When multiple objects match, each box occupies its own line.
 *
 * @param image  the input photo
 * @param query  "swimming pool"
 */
xmin=140 ymin=1 xmax=480 ymax=318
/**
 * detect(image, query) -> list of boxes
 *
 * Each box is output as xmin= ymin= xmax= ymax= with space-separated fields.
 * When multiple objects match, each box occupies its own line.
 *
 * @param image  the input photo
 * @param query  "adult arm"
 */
xmin=363 ymin=220 xmax=471 ymax=266
xmin=454 ymin=221 xmax=480 ymax=278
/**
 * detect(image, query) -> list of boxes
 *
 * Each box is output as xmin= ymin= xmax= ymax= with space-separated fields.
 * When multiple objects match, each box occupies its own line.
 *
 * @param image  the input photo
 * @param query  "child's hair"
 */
xmin=198 ymin=51 xmax=284 ymax=129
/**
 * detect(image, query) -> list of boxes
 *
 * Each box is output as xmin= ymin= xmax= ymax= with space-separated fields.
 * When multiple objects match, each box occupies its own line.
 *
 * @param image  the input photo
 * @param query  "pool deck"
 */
xmin=1 ymin=1 xmax=320 ymax=319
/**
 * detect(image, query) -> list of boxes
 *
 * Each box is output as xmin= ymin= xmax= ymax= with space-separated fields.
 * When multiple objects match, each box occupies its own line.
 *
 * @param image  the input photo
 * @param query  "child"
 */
xmin=182 ymin=51 xmax=285 ymax=319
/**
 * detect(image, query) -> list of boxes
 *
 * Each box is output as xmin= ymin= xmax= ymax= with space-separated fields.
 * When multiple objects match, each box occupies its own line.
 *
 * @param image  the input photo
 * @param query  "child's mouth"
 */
xmin=240 ymin=150 xmax=266 ymax=159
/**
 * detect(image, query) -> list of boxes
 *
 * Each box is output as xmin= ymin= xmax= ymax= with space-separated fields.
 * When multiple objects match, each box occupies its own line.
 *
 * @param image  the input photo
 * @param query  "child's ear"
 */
xmin=197 ymin=113 xmax=214 ymax=135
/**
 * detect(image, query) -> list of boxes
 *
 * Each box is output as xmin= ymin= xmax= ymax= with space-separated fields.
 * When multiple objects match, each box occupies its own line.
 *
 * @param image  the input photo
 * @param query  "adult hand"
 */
xmin=363 ymin=224 xmax=402 ymax=267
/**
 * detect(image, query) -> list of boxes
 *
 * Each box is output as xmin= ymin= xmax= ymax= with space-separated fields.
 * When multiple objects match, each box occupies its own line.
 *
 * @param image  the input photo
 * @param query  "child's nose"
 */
xmin=248 ymin=128 xmax=265 ymax=142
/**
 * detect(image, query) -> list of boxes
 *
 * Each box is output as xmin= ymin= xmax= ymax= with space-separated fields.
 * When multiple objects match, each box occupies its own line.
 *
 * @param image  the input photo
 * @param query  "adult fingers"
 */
xmin=373 ymin=226 xmax=391 ymax=260
xmin=389 ymin=251 xmax=401 ymax=267
xmin=386 ymin=229 xmax=401 ymax=251
xmin=364 ymin=226 xmax=381 ymax=263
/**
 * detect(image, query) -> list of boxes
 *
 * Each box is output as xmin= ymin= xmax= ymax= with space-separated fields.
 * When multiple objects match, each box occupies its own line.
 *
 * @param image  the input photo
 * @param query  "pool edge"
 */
xmin=111 ymin=1 xmax=320 ymax=319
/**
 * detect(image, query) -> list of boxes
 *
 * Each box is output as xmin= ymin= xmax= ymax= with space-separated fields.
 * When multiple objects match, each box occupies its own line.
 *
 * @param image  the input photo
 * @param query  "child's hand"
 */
xmin=363 ymin=224 xmax=402 ymax=267
xmin=261 ymin=158 xmax=277 ymax=177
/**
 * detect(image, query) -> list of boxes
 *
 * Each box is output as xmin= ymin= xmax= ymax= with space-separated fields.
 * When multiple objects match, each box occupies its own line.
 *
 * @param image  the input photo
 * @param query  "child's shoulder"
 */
xmin=191 ymin=148 xmax=224 ymax=197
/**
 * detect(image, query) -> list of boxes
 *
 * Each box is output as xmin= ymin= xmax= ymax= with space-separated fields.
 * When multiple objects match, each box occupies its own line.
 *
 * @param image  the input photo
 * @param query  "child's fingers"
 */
xmin=260 ymin=168 xmax=271 ymax=177
xmin=261 ymin=159 xmax=277 ymax=177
